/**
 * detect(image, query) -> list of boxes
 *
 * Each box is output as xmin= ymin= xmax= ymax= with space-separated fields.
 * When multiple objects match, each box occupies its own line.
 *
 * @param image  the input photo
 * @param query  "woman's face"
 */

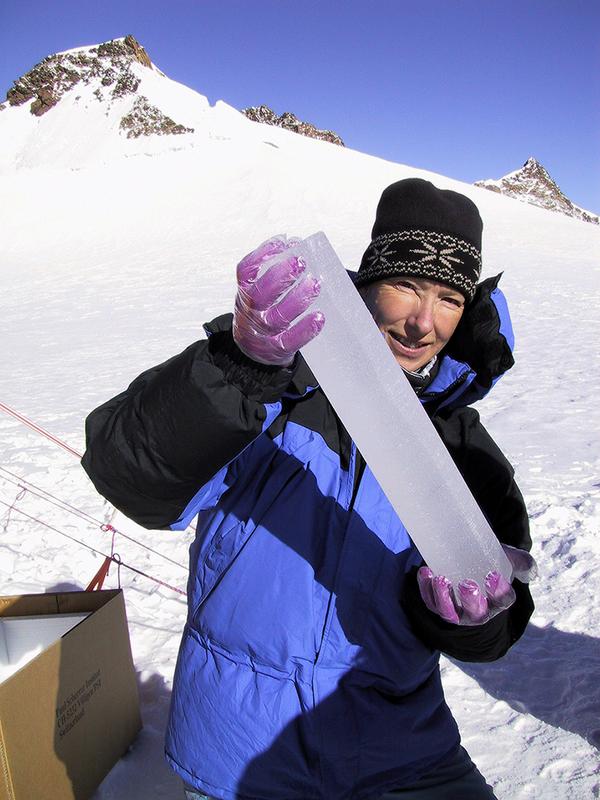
xmin=360 ymin=276 xmax=465 ymax=371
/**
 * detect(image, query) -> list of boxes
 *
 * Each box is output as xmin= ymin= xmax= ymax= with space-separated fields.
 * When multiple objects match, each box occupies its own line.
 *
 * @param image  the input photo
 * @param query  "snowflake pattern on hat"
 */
xmin=356 ymin=230 xmax=481 ymax=299
xmin=410 ymin=241 xmax=464 ymax=269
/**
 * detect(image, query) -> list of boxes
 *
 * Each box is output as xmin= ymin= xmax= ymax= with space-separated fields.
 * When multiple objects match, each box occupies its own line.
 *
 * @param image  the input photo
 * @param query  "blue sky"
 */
xmin=2 ymin=0 xmax=598 ymax=212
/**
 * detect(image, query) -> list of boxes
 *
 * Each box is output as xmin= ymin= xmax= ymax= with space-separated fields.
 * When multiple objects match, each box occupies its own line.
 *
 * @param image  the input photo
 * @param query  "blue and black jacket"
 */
xmin=82 ymin=275 xmax=533 ymax=800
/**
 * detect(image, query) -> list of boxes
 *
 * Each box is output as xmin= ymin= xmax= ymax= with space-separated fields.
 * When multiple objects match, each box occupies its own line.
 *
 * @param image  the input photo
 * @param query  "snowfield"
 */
xmin=1 ymin=48 xmax=599 ymax=799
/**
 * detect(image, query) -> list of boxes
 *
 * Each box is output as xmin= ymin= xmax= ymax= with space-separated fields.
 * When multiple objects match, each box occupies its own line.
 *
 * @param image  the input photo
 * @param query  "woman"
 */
xmin=83 ymin=179 xmax=534 ymax=799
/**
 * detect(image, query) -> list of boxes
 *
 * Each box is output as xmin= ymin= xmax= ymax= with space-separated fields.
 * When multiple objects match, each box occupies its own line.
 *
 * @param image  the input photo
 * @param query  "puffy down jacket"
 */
xmin=82 ymin=275 xmax=533 ymax=800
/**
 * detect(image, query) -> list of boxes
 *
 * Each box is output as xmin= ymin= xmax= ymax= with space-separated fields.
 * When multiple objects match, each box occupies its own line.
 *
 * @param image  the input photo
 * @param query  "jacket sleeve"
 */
xmin=81 ymin=316 xmax=295 ymax=530
xmin=402 ymin=406 xmax=534 ymax=662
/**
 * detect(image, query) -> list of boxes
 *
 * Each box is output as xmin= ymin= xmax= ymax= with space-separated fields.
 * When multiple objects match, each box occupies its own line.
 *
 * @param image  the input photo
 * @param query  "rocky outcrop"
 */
xmin=475 ymin=158 xmax=598 ymax=225
xmin=120 ymin=97 xmax=194 ymax=138
xmin=97 ymin=35 xmax=152 ymax=68
xmin=2 ymin=35 xmax=194 ymax=140
xmin=243 ymin=105 xmax=344 ymax=146
xmin=5 ymin=35 xmax=153 ymax=116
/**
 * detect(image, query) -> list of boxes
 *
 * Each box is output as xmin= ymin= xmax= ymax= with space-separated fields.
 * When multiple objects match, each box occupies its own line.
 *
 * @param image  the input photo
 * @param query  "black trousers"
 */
xmin=380 ymin=745 xmax=497 ymax=799
xmin=183 ymin=745 xmax=497 ymax=799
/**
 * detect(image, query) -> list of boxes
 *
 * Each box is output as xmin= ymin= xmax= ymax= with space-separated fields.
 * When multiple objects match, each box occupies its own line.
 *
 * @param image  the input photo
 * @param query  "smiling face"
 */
xmin=359 ymin=276 xmax=466 ymax=371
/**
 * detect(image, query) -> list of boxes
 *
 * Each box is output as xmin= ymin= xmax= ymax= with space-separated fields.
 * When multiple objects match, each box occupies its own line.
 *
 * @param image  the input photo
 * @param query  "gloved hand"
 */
xmin=416 ymin=544 xmax=537 ymax=626
xmin=233 ymin=236 xmax=325 ymax=366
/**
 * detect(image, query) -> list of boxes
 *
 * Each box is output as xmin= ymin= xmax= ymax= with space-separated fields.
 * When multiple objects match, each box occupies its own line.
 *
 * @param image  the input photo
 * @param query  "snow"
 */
xmin=1 ymin=45 xmax=600 ymax=799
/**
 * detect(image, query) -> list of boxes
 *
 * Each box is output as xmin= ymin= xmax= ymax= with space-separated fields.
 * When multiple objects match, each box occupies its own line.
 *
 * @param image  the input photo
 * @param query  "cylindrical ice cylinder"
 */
xmin=290 ymin=232 xmax=513 ymax=590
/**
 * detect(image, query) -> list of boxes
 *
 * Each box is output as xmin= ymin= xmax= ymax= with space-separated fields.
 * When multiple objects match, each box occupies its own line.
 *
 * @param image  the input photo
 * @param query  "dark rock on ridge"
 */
xmin=243 ymin=104 xmax=344 ymax=146
xmin=120 ymin=97 xmax=194 ymax=139
xmin=97 ymin=35 xmax=152 ymax=69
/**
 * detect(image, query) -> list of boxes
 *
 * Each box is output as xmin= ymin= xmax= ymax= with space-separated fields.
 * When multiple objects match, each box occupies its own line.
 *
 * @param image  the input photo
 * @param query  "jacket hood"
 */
xmin=427 ymin=273 xmax=515 ymax=410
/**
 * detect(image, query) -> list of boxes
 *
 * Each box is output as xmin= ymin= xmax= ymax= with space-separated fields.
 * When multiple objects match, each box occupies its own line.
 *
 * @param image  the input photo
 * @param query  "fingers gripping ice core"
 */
xmin=233 ymin=236 xmax=325 ymax=366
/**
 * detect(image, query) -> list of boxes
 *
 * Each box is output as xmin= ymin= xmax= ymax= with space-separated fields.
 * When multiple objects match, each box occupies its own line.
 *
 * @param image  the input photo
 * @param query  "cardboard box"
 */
xmin=0 ymin=590 xmax=142 ymax=800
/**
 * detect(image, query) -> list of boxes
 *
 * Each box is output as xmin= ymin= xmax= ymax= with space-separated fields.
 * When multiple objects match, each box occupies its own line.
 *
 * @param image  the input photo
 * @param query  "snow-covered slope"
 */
xmin=475 ymin=157 xmax=599 ymax=225
xmin=1 ymin=38 xmax=599 ymax=800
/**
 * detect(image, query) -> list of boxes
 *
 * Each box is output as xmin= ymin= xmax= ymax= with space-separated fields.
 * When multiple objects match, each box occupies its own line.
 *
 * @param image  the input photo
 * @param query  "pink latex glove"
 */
xmin=417 ymin=544 xmax=537 ymax=625
xmin=232 ymin=237 xmax=325 ymax=366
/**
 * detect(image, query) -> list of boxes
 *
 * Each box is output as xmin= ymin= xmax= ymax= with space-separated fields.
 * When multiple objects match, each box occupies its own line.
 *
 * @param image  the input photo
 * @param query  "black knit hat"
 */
xmin=355 ymin=178 xmax=483 ymax=300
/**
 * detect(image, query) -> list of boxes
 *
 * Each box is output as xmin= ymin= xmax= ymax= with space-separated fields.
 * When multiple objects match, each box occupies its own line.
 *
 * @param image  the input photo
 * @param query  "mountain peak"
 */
xmin=475 ymin=159 xmax=598 ymax=225
xmin=0 ymin=36 xmax=214 ymax=170
xmin=2 ymin=36 xmax=156 ymax=117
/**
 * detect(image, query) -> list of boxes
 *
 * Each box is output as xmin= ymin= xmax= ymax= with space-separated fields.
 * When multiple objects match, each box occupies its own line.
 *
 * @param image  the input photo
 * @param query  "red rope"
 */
xmin=0 ymin=498 xmax=187 ymax=598
xmin=86 ymin=556 xmax=112 ymax=591
xmin=0 ymin=467 xmax=187 ymax=570
xmin=0 ymin=401 xmax=82 ymax=459
xmin=0 ymin=402 xmax=193 ymax=595
xmin=86 ymin=526 xmax=118 ymax=591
